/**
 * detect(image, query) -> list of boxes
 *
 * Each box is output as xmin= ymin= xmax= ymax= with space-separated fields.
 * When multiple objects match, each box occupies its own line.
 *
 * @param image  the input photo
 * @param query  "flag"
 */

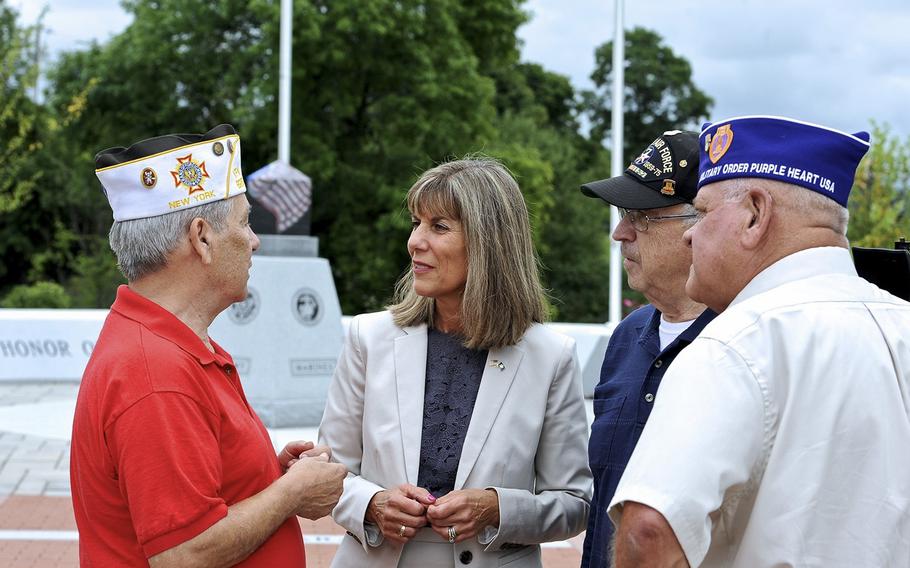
xmin=245 ymin=160 xmax=312 ymax=232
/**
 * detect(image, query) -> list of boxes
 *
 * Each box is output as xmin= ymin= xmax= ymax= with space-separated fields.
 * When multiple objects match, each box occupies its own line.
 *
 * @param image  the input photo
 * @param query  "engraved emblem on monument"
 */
xmin=228 ymin=287 xmax=260 ymax=325
xmin=292 ymin=288 xmax=323 ymax=326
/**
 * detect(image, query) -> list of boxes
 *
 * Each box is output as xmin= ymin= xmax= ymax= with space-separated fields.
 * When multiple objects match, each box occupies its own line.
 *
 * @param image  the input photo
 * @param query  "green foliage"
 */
xmin=43 ymin=0 xmax=276 ymax=239
xmin=579 ymin=27 xmax=718 ymax=318
xmin=0 ymin=2 xmax=765 ymax=324
xmin=848 ymin=124 xmax=910 ymax=247
xmin=584 ymin=27 xmax=713 ymax=162
xmin=281 ymin=0 xmax=503 ymax=313
xmin=1 ymin=281 xmax=72 ymax=308
xmin=486 ymin=69 xmax=612 ymax=321
xmin=0 ymin=3 xmax=41 ymax=216
xmin=494 ymin=62 xmax=580 ymax=133
xmin=0 ymin=3 xmax=46 ymax=288
xmin=65 ymin=237 xmax=124 ymax=309
xmin=453 ymin=0 xmax=528 ymax=73
xmin=538 ymin=142 xmax=613 ymax=323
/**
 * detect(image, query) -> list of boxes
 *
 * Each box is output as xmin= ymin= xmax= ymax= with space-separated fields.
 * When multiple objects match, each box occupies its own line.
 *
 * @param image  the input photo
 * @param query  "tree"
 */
xmin=37 ymin=0 xmax=512 ymax=313
xmin=37 ymin=0 xmax=617 ymax=320
xmin=0 ymin=2 xmax=40 ymax=214
xmin=453 ymin=0 xmax=528 ymax=75
xmin=274 ymin=0 xmax=505 ymax=313
xmin=848 ymin=123 xmax=910 ymax=247
xmin=1 ymin=281 xmax=71 ymax=308
xmin=583 ymin=27 xmax=713 ymax=163
xmin=0 ymin=0 xmax=271 ymax=305
xmin=11 ymin=3 xmax=712 ymax=324
xmin=576 ymin=27 xmax=715 ymax=320
xmin=0 ymin=2 xmax=43 ymax=286
xmin=486 ymin=62 xmax=613 ymax=322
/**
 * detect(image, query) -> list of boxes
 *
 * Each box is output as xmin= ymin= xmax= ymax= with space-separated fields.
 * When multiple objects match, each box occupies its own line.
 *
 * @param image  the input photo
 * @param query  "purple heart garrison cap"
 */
xmin=94 ymin=124 xmax=246 ymax=221
xmin=697 ymin=116 xmax=870 ymax=207
xmin=581 ymin=130 xmax=700 ymax=209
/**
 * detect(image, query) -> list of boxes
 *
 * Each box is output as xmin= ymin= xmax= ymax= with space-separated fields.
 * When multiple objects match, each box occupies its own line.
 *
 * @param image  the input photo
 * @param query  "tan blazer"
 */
xmin=318 ymin=311 xmax=592 ymax=568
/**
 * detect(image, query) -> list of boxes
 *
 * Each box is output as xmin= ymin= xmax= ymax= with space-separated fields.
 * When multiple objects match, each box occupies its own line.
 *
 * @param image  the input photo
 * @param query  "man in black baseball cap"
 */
xmin=578 ymin=130 xmax=716 ymax=568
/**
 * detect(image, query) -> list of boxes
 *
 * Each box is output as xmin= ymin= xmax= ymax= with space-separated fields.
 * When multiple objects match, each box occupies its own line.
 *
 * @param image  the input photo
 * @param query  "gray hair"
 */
xmin=109 ymin=199 xmax=233 ymax=281
xmin=720 ymin=178 xmax=849 ymax=235
xmin=390 ymin=156 xmax=548 ymax=350
xmin=679 ymin=202 xmax=698 ymax=227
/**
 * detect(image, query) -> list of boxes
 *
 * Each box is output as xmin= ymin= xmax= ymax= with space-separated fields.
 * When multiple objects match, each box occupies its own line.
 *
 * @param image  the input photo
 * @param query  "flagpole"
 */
xmin=608 ymin=0 xmax=625 ymax=325
xmin=278 ymin=0 xmax=292 ymax=163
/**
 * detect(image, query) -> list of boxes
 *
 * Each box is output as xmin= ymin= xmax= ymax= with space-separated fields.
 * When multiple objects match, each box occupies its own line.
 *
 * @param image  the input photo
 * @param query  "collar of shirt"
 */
xmin=110 ymin=285 xmax=232 ymax=367
xmin=729 ymin=246 xmax=857 ymax=310
xmin=638 ymin=305 xmax=718 ymax=357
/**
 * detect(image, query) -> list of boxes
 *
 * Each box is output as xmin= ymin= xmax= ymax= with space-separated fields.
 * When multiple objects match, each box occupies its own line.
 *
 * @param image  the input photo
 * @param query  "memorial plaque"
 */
xmin=210 ymin=254 xmax=343 ymax=427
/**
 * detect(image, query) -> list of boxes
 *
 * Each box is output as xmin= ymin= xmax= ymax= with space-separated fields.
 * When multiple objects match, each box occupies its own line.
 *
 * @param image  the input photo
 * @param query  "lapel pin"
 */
xmin=489 ymin=359 xmax=505 ymax=370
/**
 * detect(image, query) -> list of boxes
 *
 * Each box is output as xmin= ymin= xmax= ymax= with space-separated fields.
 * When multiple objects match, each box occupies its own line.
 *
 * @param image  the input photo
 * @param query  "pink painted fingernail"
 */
xmin=427 ymin=494 xmax=436 ymax=502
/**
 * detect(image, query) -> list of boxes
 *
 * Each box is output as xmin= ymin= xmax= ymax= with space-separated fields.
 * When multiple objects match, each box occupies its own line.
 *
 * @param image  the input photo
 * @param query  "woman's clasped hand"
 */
xmin=366 ymin=484 xmax=500 ymax=545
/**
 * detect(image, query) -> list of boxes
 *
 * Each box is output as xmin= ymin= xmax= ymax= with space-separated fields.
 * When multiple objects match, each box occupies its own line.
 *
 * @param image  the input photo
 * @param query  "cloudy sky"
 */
xmin=519 ymin=0 xmax=910 ymax=139
xmin=14 ymin=0 xmax=910 ymax=139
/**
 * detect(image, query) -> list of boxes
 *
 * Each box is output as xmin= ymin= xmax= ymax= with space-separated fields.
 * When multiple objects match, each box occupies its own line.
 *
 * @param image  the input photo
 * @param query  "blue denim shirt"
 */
xmin=581 ymin=304 xmax=716 ymax=568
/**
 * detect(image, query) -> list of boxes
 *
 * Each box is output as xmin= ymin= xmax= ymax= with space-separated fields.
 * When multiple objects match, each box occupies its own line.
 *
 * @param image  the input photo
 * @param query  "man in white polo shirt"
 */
xmin=609 ymin=116 xmax=910 ymax=567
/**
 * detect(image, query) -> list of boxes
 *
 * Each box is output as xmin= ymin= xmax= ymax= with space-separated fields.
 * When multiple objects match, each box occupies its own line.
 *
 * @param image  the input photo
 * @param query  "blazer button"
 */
xmin=459 ymin=550 xmax=473 ymax=564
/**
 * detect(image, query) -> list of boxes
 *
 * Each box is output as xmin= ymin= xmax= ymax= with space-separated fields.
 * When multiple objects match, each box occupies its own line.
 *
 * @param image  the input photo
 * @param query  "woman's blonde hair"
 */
xmin=389 ymin=157 xmax=548 ymax=350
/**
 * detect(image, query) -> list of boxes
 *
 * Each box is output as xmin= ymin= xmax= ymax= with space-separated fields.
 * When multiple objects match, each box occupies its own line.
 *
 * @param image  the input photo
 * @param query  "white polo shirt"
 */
xmin=608 ymin=246 xmax=910 ymax=567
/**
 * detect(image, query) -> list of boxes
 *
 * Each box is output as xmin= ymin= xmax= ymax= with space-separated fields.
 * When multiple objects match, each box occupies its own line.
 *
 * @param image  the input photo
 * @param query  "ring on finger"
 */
xmin=447 ymin=525 xmax=457 ymax=543
xmin=398 ymin=524 xmax=407 ymax=537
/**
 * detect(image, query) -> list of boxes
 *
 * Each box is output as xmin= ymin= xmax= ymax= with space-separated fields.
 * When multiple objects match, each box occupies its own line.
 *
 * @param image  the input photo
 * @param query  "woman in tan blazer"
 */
xmin=319 ymin=157 xmax=592 ymax=568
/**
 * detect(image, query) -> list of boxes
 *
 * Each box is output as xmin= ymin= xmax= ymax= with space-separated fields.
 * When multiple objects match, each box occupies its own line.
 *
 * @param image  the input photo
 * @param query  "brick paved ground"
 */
xmin=0 ymin=382 xmax=586 ymax=567
xmin=0 ymin=496 xmax=583 ymax=567
xmin=0 ymin=382 xmax=76 ymax=498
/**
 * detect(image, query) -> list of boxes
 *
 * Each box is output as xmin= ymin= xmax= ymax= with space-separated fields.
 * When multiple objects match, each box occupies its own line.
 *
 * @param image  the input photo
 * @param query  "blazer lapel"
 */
xmin=453 ymin=344 xmax=525 ymax=489
xmin=394 ymin=325 xmax=427 ymax=485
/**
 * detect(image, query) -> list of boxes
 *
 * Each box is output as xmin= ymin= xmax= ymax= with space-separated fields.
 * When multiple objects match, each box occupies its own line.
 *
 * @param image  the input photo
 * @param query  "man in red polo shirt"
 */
xmin=71 ymin=124 xmax=346 ymax=567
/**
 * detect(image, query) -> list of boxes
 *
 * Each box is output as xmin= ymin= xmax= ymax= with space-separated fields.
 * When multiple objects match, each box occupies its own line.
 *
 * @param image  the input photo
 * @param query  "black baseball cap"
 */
xmin=580 ymin=130 xmax=699 ymax=209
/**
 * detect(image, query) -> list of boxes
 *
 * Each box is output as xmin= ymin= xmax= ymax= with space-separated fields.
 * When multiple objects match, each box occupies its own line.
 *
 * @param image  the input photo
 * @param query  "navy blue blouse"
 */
xmin=416 ymin=328 xmax=488 ymax=498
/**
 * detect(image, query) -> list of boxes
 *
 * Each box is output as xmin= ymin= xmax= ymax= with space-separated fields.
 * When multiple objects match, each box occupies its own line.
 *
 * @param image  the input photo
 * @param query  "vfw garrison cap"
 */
xmin=95 ymin=124 xmax=246 ymax=221
xmin=697 ymin=115 xmax=870 ymax=207
xmin=580 ymin=131 xmax=700 ymax=210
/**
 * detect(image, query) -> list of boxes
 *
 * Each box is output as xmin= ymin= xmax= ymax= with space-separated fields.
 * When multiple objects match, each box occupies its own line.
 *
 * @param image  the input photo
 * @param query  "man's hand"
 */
xmin=279 ymin=453 xmax=347 ymax=520
xmin=426 ymin=488 xmax=499 ymax=543
xmin=278 ymin=440 xmax=333 ymax=472
xmin=365 ymin=484 xmax=436 ymax=544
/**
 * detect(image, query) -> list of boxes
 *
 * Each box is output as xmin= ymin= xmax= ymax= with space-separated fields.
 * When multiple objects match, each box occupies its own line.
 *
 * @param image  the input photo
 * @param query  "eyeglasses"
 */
xmin=618 ymin=208 xmax=698 ymax=232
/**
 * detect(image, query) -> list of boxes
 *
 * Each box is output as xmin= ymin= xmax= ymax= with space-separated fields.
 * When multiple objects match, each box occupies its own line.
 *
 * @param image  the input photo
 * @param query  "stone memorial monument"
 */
xmin=209 ymin=235 xmax=342 ymax=427
xmin=207 ymin=161 xmax=343 ymax=427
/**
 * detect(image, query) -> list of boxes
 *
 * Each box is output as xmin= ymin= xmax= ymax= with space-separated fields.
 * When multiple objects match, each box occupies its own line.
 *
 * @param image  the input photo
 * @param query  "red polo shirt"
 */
xmin=70 ymin=285 xmax=305 ymax=566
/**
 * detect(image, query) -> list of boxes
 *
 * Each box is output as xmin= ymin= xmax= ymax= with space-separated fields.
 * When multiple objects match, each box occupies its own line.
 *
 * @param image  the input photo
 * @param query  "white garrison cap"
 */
xmin=94 ymin=124 xmax=246 ymax=221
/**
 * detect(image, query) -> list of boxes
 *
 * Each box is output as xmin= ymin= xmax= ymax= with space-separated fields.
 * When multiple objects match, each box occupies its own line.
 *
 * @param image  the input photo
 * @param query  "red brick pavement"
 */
xmin=0 ymin=495 xmax=583 ymax=567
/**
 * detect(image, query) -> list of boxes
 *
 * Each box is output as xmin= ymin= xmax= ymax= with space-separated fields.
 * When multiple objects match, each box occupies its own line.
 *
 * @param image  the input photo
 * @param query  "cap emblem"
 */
xmin=171 ymin=154 xmax=210 ymax=194
xmin=140 ymin=167 xmax=157 ymax=189
xmin=660 ymin=179 xmax=676 ymax=196
xmin=213 ymin=141 xmax=224 ymax=156
xmin=634 ymin=146 xmax=653 ymax=165
xmin=708 ymin=124 xmax=734 ymax=164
